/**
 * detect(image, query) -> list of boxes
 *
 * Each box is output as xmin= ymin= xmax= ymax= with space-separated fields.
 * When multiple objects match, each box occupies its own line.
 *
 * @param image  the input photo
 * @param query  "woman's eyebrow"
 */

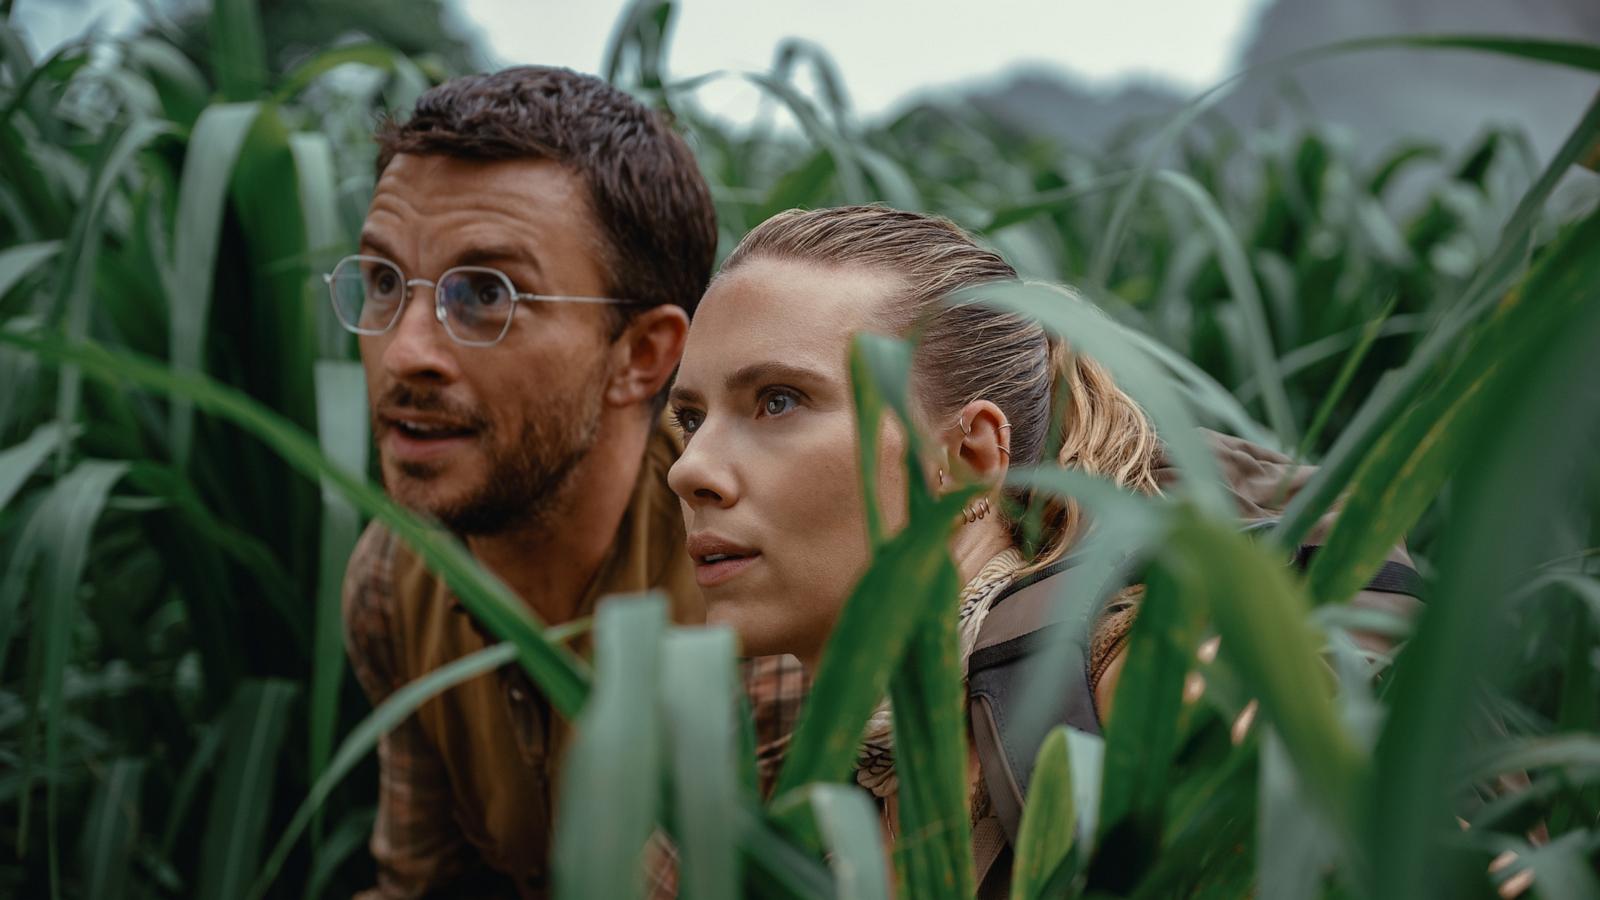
xmin=725 ymin=362 xmax=831 ymax=393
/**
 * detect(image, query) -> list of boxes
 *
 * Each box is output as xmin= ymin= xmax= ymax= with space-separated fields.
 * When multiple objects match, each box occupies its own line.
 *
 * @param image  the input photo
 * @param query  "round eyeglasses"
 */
xmin=324 ymin=254 xmax=642 ymax=347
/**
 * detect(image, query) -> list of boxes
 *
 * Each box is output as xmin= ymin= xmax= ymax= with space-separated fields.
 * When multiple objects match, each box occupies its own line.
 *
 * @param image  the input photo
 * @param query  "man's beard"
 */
xmin=378 ymin=379 xmax=604 ymax=536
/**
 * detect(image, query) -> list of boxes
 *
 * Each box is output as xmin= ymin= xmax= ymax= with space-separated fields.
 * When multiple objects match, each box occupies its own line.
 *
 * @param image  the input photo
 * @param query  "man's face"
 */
xmin=358 ymin=154 xmax=616 ymax=534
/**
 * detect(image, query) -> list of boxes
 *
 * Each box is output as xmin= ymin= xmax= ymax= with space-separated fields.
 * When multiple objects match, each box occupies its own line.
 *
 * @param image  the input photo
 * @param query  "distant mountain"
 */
xmin=967 ymin=0 xmax=1600 ymax=164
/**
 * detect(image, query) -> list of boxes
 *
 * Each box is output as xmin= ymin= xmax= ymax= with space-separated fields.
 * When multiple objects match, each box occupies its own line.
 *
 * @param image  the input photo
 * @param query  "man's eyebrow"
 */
xmin=453 ymin=245 xmax=544 ymax=277
xmin=358 ymin=231 xmax=401 ymax=262
xmin=726 ymin=362 xmax=832 ymax=393
xmin=354 ymin=233 xmax=544 ymax=279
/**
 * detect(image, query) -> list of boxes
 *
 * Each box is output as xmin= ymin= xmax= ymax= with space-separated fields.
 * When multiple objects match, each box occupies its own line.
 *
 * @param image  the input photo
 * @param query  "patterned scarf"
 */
xmin=855 ymin=547 xmax=1027 ymax=798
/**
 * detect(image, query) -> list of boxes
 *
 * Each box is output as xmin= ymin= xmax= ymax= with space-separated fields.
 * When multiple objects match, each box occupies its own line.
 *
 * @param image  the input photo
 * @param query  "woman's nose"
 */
xmin=668 ymin=426 xmax=738 ymax=509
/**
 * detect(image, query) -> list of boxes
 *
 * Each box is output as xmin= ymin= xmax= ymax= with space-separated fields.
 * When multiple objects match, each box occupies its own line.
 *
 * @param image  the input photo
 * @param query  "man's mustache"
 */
xmin=374 ymin=385 xmax=489 ymax=431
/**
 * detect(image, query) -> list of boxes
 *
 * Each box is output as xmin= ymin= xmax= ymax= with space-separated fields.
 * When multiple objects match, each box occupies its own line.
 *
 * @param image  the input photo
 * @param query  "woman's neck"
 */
xmin=948 ymin=515 xmax=1014 ymax=588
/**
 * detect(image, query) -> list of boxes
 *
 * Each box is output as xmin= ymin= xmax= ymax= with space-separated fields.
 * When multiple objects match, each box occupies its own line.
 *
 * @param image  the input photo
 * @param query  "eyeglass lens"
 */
xmin=327 ymin=257 xmax=518 ymax=344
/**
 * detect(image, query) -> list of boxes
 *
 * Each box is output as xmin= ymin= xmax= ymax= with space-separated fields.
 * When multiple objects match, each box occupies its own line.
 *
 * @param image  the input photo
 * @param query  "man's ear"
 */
xmin=605 ymin=305 xmax=690 ymax=408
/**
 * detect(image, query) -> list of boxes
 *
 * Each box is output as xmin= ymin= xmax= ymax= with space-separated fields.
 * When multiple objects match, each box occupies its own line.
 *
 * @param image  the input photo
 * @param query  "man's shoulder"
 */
xmin=342 ymin=520 xmax=438 ymax=640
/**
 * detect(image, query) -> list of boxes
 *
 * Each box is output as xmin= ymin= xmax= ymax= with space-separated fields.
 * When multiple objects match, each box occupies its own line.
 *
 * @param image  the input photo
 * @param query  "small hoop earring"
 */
xmin=957 ymin=416 xmax=971 ymax=436
xmin=962 ymin=496 xmax=991 ymax=524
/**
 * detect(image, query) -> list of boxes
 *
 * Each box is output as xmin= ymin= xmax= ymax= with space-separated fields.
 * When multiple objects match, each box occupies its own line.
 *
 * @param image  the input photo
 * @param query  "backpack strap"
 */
xmin=967 ymin=559 xmax=1103 ymax=848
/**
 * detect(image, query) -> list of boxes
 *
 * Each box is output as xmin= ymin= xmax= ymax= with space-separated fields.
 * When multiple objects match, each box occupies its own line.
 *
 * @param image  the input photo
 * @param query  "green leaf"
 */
xmin=774 ymin=335 xmax=973 ymax=794
xmin=1 ymin=330 xmax=591 ymax=717
xmin=554 ymin=595 xmax=668 ymax=900
xmin=1368 ymin=205 xmax=1600 ymax=900
xmin=1257 ymin=733 xmax=1335 ymax=900
xmin=1169 ymin=512 xmax=1364 ymax=842
xmin=0 ymin=239 xmax=58 ymax=300
xmin=0 ymin=421 xmax=67 ymax=511
xmin=808 ymin=783 xmax=893 ymax=900
xmin=1095 ymin=561 xmax=1204 ymax=864
xmin=1308 ymin=192 xmax=1600 ymax=608
xmin=1275 ymin=90 xmax=1600 ymax=555
xmin=1456 ymin=735 xmax=1600 ymax=786
xmin=208 ymin=0 xmax=267 ymax=101
xmin=79 ymin=758 xmax=144 ymax=900
xmin=168 ymin=101 xmax=263 ymax=466
xmin=1010 ymin=727 xmax=1076 ymax=900
xmin=659 ymin=627 xmax=743 ymax=900
xmin=198 ymin=679 xmax=298 ymax=900
xmin=247 ymin=642 xmax=517 ymax=899
xmin=1151 ymin=170 xmax=1296 ymax=448
xmin=302 ymin=807 xmax=377 ymax=900
xmin=51 ymin=118 xmax=171 ymax=464
xmin=308 ymin=361 xmax=365 ymax=848
xmin=273 ymin=42 xmax=407 ymax=102
xmin=888 ymin=594 xmax=973 ymax=899
xmin=14 ymin=459 xmax=128 ymax=892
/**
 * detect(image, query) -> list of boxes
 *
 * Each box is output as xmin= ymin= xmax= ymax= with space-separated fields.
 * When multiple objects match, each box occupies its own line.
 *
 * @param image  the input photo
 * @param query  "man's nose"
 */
xmin=375 ymin=283 xmax=460 ymax=383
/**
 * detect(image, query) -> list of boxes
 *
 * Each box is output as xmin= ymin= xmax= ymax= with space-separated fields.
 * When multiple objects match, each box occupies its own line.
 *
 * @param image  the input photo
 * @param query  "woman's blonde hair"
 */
xmin=720 ymin=205 xmax=1162 ymax=572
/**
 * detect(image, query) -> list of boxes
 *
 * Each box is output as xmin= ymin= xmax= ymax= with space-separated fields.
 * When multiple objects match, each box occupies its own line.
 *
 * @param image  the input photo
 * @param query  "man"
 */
xmin=339 ymin=66 xmax=718 ymax=898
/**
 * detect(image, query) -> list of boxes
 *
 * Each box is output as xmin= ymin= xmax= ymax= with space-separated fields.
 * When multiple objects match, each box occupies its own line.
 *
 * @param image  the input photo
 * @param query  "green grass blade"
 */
xmin=660 ymin=628 xmax=743 ymax=900
xmin=0 ymin=422 xmax=67 ymax=511
xmin=167 ymin=101 xmax=262 ymax=467
xmin=0 ymin=330 xmax=592 ymax=714
xmin=1010 ymin=727 xmax=1076 ymax=900
xmin=1090 ymin=38 xmax=1600 ymax=289
xmin=1152 ymin=170 xmax=1297 ymax=448
xmin=0 ymin=239 xmax=58 ymax=300
xmin=554 ymin=595 xmax=667 ymax=900
xmin=1274 ymin=90 xmax=1600 ymax=554
xmin=14 ymin=459 xmax=127 ymax=892
xmin=1095 ymin=561 xmax=1205 ymax=872
xmin=78 ymin=757 xmax=144 ymax=900
xmin=247 ymin=642 xmax=517 ymax=899
xmin=198 ymin=679 xmax=298 ymax=900
xmin=888 ymin=588 xmax=973 ymax=900
xmin=1170 ymin=511 xmax=1364 ymax=843
xmin=1307 ymin=205 xmax=1600 ymax=607
xmin=774 ymin=335 xmax=973 ymax=795
xmin=808 ymin=784 xmax=893 ymax=900
xmin=1258 ymin=733 xmax=1335 ymax=900
xmin=302 ymin=807 xmax=376 ymax=900
xmin=308 ymin=360 xmax=365 ymax=847
xmin=1368 ymin=209 xmax=1600 ymax=900
xmin=208 ymin=0 xmax=267 ymax=101
xmin=50 ymin=118 xmax=170 ymax=465
xmin=273 ymin=42 xmax=406 ymax=102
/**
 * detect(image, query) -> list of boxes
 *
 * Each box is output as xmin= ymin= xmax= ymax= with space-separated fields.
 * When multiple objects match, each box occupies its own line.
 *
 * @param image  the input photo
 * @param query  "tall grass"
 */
xmin=2 ymin=1 xmax=1598 ymax=898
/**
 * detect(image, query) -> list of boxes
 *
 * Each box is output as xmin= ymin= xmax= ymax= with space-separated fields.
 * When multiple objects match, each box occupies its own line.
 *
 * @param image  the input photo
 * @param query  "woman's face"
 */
xmin=667 ymin=257 xmax=909 ymax=663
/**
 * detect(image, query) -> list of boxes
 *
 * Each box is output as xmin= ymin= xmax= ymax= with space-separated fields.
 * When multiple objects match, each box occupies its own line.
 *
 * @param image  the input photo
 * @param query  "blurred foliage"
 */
xmin=2 ymin=0 xmax=1599 ymax=898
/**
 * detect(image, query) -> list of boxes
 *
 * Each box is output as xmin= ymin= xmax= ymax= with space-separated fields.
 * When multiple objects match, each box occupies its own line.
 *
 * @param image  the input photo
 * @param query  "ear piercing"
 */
xmin=962 ymin=496 xmax=992 ymax=524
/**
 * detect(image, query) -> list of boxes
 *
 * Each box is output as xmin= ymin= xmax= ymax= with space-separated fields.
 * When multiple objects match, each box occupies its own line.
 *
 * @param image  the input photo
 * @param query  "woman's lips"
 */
xmin=694 ymin=553 xmax=761 ymax=588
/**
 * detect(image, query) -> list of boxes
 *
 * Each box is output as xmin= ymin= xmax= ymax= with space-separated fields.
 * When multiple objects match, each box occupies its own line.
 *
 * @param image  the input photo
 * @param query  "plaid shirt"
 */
xmin=342 ymin=430 xmax=810 ymax=898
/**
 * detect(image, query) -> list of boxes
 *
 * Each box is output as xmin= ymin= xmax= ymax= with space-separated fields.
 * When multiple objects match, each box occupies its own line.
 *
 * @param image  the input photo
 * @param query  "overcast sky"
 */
xmin=459 ymin=0 xmax=1269 ymax=119
xmin=16 ymin=0 xmax=1270 ymax=121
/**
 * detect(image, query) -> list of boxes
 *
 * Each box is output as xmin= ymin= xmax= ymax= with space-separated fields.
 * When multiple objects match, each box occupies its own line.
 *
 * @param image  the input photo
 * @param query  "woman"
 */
xmin=664 ymin=204 xmax=1157 ymax=860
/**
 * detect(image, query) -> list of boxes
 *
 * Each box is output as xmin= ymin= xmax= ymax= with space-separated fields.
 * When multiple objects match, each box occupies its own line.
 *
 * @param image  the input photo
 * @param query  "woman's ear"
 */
xmin=605 ymin=305 xmax=690 ymax=408
xmin=950 ymin=399 xmax=1011 ymax=485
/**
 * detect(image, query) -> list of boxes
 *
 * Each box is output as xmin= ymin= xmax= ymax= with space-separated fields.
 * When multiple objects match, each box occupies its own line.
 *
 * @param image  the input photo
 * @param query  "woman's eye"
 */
xmin=759 ymin=390 xmax=799 ymax=418
xmin=672 ymin=407 xmax=703 ymax=435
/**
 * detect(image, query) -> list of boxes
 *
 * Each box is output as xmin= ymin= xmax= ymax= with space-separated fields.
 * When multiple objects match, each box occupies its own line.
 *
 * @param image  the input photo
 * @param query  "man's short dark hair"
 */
xmin=375 ymin=66 xmax=717 ymax=338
